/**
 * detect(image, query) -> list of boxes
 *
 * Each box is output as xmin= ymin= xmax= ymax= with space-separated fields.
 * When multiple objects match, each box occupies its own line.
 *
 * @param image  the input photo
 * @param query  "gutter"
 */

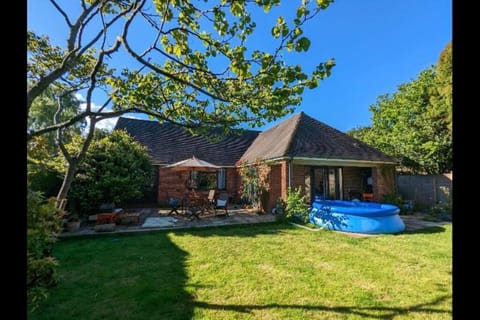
xmin=266 ymin=156 xmax=397 ymax=167
xmin=288 ymin=158 xmax=292 ymax=189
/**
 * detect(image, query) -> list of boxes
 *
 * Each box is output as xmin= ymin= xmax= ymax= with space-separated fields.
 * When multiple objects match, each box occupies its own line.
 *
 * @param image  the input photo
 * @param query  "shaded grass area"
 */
xmin=30 ymin=223 xmax=451 ymax=319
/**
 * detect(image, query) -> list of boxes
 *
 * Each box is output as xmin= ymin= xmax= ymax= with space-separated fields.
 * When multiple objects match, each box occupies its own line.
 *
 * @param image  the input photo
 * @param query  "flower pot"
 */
xmin=66 ymin=221 xmax=81 ymax=232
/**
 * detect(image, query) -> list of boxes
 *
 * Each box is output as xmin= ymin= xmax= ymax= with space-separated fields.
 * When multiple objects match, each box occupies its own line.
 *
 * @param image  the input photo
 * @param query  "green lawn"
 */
xmin=30 ymin=222 xmax=451 ymax=319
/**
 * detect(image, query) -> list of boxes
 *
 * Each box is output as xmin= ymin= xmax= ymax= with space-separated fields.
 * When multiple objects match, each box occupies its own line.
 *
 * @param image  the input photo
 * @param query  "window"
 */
xmin=191 ymin=171 xmax=217 ymax=190
xmin=189 ymin=169 xmax=226 ymax=190
xmin=217 ymin=168 xmax=226 ymax=190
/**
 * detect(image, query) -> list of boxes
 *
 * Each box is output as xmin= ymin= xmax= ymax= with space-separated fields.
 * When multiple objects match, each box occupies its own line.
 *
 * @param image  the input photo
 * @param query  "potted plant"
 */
xmin=65 ymin=213 xmax=81 ymax=232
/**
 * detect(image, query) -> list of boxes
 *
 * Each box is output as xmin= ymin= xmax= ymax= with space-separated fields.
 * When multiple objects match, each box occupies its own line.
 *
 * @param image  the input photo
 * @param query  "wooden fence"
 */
xmin=396 ymin=173 xmax=452 ymax=206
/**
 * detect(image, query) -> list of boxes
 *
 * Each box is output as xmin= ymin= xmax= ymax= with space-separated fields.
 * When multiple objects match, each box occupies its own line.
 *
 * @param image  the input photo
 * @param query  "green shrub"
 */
xmin=27 ymin=189 xmax=63 ymax=311
xmin=285 ymin=187 xmax=309 ymax=223
xmin=28 ymin=168 xmax=63 ymax=198
xmin=429 ymin=188 xmax=451 ymax=220
xmin=382 ymin=193 xmax=412 ymax=215
xmin=429 ymin=203 xmax=450 ymax=219
xmin=68 ymin=130 xmax=152 ymax=216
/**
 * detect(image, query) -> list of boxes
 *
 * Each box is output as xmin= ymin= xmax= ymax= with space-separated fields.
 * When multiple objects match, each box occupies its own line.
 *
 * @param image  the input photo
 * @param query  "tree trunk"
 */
xmin=55 ymin=117 xmax=96 ymax=210
xmin=56 ymin=160 xmax=78 ymax=210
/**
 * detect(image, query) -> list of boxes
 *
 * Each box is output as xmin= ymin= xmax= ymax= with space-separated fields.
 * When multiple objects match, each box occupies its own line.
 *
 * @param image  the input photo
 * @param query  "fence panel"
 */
xmin=396 ymin=173 xmax=452 ymax=206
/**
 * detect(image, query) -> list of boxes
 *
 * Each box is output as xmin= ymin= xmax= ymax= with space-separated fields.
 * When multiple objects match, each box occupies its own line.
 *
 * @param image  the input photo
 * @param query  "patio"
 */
xmin=59 ymin=207 xmax=450 ymax=238
xmin=60 ymin=207 xmax=276 ymax=237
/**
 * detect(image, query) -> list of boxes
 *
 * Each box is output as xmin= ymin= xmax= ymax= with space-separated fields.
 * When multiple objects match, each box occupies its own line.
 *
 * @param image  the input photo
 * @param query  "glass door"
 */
xmin=312 ymin=167 xmax=343 ymax=201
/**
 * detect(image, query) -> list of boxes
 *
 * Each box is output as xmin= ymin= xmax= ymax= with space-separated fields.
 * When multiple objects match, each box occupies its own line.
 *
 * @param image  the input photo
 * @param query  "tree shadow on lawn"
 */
xmin=192 ymin=294 xmax=451 ymax=319
xmin=31 ymin=231 xmax=196 ymax=319
xmin=31 ymin=222 xmax=296 ymax=319
xmin=401 ymin=226 xmax=448 ymax=235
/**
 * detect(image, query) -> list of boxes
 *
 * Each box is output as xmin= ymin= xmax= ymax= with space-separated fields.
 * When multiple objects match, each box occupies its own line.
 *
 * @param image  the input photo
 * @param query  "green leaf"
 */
xmin=296 ymin=37 xmax=311 ymax=52
xmin=230 ymin=1 xmax=244 ymax=17
xmin=271 ymin=26 xmax=280 ymax=38
xmin=263 ymin=3 xmax=272 ymax=13
xmin=286 ymin=41 xmax=294 ymax=52
xmin=317 ymin=0 xmax=331 ymax=9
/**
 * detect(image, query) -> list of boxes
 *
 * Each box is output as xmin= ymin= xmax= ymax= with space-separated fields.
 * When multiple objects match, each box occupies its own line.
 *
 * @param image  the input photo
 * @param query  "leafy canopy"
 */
xmin=348 ymin=42 xmax=452 ymax=174
xmin=27 ymin=0 xmax=336 ymax=138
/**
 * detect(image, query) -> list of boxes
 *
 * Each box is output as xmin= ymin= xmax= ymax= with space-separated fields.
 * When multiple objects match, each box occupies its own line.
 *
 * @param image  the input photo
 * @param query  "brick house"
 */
xmin=114 ymin=112 xmax=397 ymax=211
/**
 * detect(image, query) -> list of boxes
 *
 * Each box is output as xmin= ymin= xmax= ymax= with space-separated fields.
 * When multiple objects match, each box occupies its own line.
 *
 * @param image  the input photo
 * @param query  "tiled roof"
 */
xmin=240 ymin=112 xmax=396 ymax=164
xmin=114 ymin=117 xmax=260 ymax=166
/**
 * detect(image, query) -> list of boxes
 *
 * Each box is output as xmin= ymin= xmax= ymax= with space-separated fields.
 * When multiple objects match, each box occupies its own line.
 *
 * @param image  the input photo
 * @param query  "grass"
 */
xmin=30 ymin=222 xmax=451 ymax=319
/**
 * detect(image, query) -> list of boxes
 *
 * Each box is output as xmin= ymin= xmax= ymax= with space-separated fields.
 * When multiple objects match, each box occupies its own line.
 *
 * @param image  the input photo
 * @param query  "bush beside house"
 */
xmin=68 ymin=130 xmax=152 ymax=216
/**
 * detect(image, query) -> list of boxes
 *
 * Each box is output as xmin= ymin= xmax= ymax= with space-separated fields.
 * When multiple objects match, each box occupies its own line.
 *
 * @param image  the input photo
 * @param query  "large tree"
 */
xmin=348 ymin=42 xmax=452 ymax=174
xmin=27 ymin=0 xmax=336 ymax=207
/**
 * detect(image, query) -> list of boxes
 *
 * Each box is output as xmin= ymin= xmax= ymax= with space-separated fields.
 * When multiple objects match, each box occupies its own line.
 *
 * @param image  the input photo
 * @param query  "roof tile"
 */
xmin=114 ymin=117 xmax=260 ymax=166
xmin=240 ymin=112 xmax=396 ymax=163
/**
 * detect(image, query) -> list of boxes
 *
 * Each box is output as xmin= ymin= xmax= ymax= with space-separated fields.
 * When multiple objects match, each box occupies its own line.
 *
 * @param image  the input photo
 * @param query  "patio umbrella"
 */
xmin=166 ymin=156 xmax=220 ymax=191
xmin=165 ymin=155 xmax=220 ymax=171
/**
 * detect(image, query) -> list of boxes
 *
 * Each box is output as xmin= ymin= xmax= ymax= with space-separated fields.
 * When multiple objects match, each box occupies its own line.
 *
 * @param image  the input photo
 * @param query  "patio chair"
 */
xmin=207 ymin=189 xmax=216 ymax=204
xmin=204 ymin=189 xmax=216 ymax=213
xmin=214 ymin=192 xmax=229 ymax=216
xmin=168 ymin=197 xmax=182 ymax=215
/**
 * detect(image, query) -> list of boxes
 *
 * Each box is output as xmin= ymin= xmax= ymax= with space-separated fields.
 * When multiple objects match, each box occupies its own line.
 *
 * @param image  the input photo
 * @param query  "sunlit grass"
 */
xmin=30 ymin=223 xmax=451 ymax=319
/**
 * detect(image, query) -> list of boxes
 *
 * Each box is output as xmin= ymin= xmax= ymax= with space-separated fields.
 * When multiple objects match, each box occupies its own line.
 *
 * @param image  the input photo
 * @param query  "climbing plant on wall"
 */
xmin=238 ymin=159 xmax=271 ymax=213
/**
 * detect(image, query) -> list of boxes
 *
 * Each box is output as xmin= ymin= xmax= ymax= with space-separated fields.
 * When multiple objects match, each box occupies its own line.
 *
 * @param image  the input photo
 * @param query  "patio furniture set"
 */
xmin=168 ymin=189 xmax=229 ymax=220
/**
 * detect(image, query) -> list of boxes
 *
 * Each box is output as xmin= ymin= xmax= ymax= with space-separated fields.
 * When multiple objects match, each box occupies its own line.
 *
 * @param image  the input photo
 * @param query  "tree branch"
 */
xmin=54 ymin=96 xmax=72 ymax=163
xmin=27 ymin=1 xmax=102 ymax=112
xmin=50 ymin=0 xmax=73 ymax=28
xmin=27 ymin=0 xmax=134 ymax=113
xmin=119 ymin=1 xmax=230 ymax=103
xmin=28 ymin=112 xmax=90 ymax=140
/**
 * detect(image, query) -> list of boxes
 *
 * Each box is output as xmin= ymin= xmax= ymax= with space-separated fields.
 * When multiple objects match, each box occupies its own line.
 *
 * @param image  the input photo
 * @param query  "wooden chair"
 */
xmin=204 ymin=189 xmax=216 ymax=213
xmin=207 ymin=189 xmax=216 ymax=204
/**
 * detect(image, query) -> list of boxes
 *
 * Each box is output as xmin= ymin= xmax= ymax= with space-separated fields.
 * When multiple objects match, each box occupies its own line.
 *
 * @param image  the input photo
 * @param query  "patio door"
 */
xmin=311 ymin=167 xmax=343 ymax=201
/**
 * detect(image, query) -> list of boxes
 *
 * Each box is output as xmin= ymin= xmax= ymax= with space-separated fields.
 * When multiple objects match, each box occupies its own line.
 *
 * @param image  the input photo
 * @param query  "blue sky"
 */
xmin=28 ymin=0 xmax=451 ymax=132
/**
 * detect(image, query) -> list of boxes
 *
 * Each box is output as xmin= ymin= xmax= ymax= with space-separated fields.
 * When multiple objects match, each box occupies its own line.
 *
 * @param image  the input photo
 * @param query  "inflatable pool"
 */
xmin=308 ymin=200 xmax=405 ymax=234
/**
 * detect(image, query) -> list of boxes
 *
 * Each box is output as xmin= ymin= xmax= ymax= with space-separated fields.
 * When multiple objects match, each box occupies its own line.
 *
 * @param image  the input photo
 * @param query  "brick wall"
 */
xmin=291 ymin=164 xmax=306 ymax=191
xmin=275 ymin=162 xmax=306 ymax=195
xmin=227 ymin=167 xmax=243 ymax=203
xmin=372 ymin=165 xmax=396 ymax=201
xmin=157 ymin=167 xmax=240 ymax=204
xmin=342 ymin=167 xmax=364 ymax=199
xmin=156 ymin=163 xmax=397 ymax=209
xmin=267 ymin=164 xmax=282 ymax=213
xmin=280 ymin=161 xmax=288 ymax=199
xmin=264 ymin=164 xmax=394 ymax=205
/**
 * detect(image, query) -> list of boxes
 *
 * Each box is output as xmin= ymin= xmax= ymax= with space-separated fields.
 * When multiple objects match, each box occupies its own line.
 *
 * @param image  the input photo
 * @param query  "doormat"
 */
xmin=142 ymin=217 xmax=177 ymax=228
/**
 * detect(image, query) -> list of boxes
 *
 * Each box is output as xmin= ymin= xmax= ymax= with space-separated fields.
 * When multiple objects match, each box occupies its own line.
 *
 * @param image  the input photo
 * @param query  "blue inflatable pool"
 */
xmin=308 ymin=200 xmax=405 ymax=234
